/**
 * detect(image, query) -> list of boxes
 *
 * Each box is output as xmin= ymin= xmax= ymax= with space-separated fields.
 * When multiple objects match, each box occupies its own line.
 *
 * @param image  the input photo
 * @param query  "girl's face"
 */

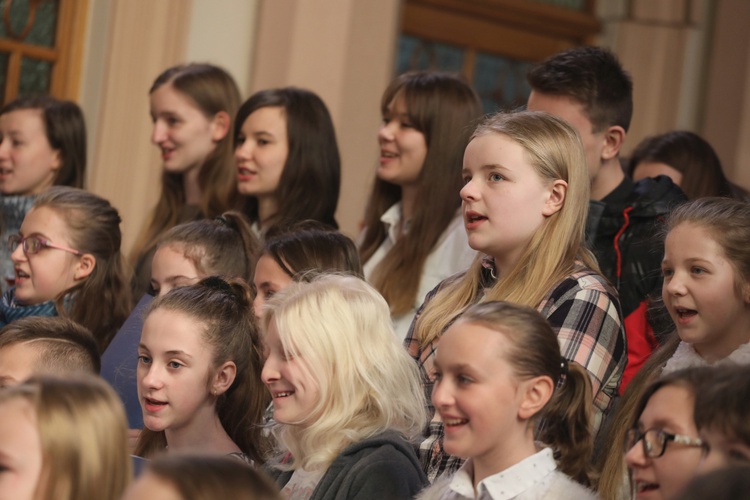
xmin=0 ymin=108 xmax=61 ymax=196
xmin=137 ymin=309 xmax=219 ymax=435
xmin=461 ymin=133 xmax=560 ymax=271
xmin=0 ymin=397 xmax=43 ymax=500
xmin=11 ymin=206 xmax=91 ymax=306
xmin=252 ymin=254 xmax=294 ymax=320
xmin=150 ymin=84 xmax=223 ymax=176
xmin=432 ymin=321 xmax=528 ymax=464
xmin=150 ymin=244 xmax=202 ymax=298
xmin=377 ymin=97 xmax=427 ymax=188
xmin=662 ymin=222 xmax=750 ymax=362
xmin=234 ymin=106 xmax=288 ymax=200
xmin=625 ymin=385 xmax=702 ymax=500
xmin=261 ymin=322 xmax=320 ymax=426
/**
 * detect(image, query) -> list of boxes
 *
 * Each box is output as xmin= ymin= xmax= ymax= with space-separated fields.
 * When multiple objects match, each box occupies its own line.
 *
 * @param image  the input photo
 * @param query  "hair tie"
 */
xmin=558 ymin=357 xmax=569 ymax=388
xmin=214 ymin=215 xmax=229 ymax=226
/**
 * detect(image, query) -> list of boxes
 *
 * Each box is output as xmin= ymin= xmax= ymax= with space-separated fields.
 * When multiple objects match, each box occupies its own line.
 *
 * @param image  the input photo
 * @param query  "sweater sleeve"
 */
xmin=342 ymin=449 xmax=428 ymax=500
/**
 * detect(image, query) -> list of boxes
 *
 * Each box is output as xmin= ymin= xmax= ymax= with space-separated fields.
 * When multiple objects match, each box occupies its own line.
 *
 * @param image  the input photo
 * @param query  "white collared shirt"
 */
xmin=438 ymin=449 xmax=598 ymax=500
xmin=362 ymin=202 xmax=477 ymax=340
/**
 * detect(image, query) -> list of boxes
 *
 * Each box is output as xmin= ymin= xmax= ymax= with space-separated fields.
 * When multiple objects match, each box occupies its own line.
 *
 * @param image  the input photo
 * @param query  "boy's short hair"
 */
xmin=0 ymin=317 xmax=101 ymax=375
xmin=693 ymin=365 xmax=750 ymax=445
xmin=527 ymin=46 xmax=633 ymax=133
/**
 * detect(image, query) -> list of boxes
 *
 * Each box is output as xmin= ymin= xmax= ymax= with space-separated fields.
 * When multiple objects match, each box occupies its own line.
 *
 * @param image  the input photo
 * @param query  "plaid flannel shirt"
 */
xmin=404 ymin=261 xmax=626 ymax=482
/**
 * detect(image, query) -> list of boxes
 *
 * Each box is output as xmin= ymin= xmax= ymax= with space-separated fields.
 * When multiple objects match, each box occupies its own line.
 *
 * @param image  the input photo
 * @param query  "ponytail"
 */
xmin=539 ymin=361 xmax=593 ymax=485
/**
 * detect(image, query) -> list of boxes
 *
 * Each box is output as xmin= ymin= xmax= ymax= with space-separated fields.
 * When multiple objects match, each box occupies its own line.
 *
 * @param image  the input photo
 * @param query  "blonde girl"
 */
xmin=262 ymin=275 xmax=428 ymax=499
xmin=3 ymin=186 xmax=131 ymax=353
xmin=420 ymin=301 xmax=596 ymax=499
xmin=0 ymin=96 xmax=86 ymax=292
xmin=135 ymin=277 xmax=268 ymax=464
xmin=359 ymin=71 xmax=482 ymax=338
xmin=598 ymin=197 xmax=750 ymax=500
xmin=0 ymin=374 xmax=131 ymax=500
xmin=131 ymin=63 xmax=242 ymax=297
xmin=406 ymin=110 xmax=625 ymax=481
xmin=150 ymin=210 xmax=260 ymax=297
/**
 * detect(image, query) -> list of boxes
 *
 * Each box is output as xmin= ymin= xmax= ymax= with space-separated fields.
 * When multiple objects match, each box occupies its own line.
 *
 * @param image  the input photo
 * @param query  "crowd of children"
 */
xmin=0 ymin=43 xmax=748 ymax=500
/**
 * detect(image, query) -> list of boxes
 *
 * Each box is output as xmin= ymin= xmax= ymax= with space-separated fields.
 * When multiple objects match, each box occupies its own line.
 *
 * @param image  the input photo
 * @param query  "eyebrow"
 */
xmin=165 ymin=350 xmax=192 ymax=358
xmin=461 ymin=164 xmax=508 ymax=176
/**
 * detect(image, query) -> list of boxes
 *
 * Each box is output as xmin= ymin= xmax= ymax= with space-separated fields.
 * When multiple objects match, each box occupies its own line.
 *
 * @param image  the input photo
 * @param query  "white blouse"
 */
xmin=362 ymin=202 xmax=477 ymax=340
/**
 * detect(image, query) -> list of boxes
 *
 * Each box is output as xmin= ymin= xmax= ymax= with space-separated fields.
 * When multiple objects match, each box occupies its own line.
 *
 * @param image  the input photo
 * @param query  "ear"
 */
xmin=542 ymin=179 xmax=568 ymax=217
xmin=50 ymin=149 xmax=62 ymax=172
xmin=742 ymin=280 xmax=750 ymax=304
xmin=517 ymin=375 xmax=554 ymax=420
xmin=210 ymin=111 xmax=231 ymax=143
xmin=601 ymin=125 xmax=626 ymax=161
xmin=212 ymin=360 xmax=237 ymax=396
xmin=73 ymin=253 xmax=96 ymax=281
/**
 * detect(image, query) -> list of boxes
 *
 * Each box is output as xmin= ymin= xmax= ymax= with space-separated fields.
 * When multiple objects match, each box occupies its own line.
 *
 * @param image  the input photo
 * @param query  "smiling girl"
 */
xmin=359 ymin=71 xmax=482 ymax=339
xmin=598 ymin=198 xmax=750 ymax=500
xmin=406 ymin=110 xmax=625 ymax=481
xmin=262 ymin=275 xmax=427 ymax=499
xmin=419 ymin=301 xmax=596 ymax=499
xmin=131 ymin=63 xmax=242 ymax=298
xmin=134 ymin=277 xmax=268 ymax=463
xmin=234 ymin=87 xmax=340 ymax=234
xmin=0 ymin=96 xmax=86 ymax=292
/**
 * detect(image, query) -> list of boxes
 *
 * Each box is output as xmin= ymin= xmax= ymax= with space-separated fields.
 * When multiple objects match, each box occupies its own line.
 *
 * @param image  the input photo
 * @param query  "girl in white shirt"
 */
xmin=419 ymin=301 xmax=598 ymax=500
xmin=359 ymin=71 xmax=482 ymax=339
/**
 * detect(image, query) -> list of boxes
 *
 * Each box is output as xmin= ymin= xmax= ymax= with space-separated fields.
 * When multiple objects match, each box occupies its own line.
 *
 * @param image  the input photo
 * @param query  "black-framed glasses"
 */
xmin=626 ymin=428 xmax=704 ymax=459
xmin=8 ymin=234 xmax=82 ymax=256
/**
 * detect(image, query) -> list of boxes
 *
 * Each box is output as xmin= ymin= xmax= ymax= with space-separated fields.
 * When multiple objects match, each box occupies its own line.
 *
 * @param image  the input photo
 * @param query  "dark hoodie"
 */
xmin=269 ymin=430 xmax=427 ymax=500
xmin=586 ymin=175 xmax=687 ymax=391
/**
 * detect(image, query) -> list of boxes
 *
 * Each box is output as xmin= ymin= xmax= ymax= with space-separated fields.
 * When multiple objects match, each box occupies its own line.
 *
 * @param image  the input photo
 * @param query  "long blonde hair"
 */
xmin=415 ymin=110 xmax=597 ymax=346
xmin=0 ymin=375 xmax=131 ymax=500
xmin=263 ymin=275 xmax=426 ymax=471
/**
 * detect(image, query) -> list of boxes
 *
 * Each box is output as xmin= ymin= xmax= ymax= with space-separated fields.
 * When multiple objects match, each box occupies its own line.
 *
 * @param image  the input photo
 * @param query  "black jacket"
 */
xmin=586 ymin=175 xmax=686 ymax=386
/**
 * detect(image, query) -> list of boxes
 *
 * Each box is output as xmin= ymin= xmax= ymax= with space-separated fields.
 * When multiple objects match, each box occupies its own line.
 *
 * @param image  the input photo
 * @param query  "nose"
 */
xmin=0 ymin=137 xmax=10 ymax=158
xmin=625 ymin=441 xmax=649 ymax=468
xmin=378 ymin=120 xmax=396 ymax=143
xmin=140 ymin=363 xmax=164 ymax=391
xmin=460 ymin=178 xmax=478 ymax=202
xmin=10 ymin=239 xmax=26 ymax=263
xmin=151 ymin=120 xmax=167 ymax=145
xmin=253 ymin=295 xmax=264 ymax=321
xmin=235 ymin=139 xmax=253 ymax=162
xmin=261 ymin=355 xmax=280 ymax=385
xmin=431 ymin=377 xmax=454 ymax=409
xmin=664 ymin=271 xmax=687 ymax=297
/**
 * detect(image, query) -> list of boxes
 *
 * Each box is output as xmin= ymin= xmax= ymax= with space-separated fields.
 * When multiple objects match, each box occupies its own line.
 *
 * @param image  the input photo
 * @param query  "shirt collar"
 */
xmin=381 ymin=202 xmax=403 ymax=242
xmin=449 ymin=448 xmax=558 ymax=500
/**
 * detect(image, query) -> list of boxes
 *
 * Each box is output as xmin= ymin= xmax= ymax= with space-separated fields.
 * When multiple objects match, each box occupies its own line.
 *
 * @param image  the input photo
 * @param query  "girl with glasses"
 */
xmin=624 ymin=368 xmax=712 ymax=500
xmin=2 ymin=187 xmax=131 ymax=353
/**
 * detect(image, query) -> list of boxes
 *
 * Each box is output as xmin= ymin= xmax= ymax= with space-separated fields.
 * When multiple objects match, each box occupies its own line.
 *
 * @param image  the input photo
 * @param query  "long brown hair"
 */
xmin=132 ymin=63 xmax=241 ymax=267
xmin=235 ymin=88 xmax=340 ymax=230
xmin=414 ymin=110 xmax=598 ymax=346
xmin=34 ymin=187 xmax=132 ymax=353
xmin=134 ymin=277 xmax=269 ymax=463
xmin=359 ymin=71 xmax=482 ymax=316
xmin=458 ymin=301 xmax=594 ymax=485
